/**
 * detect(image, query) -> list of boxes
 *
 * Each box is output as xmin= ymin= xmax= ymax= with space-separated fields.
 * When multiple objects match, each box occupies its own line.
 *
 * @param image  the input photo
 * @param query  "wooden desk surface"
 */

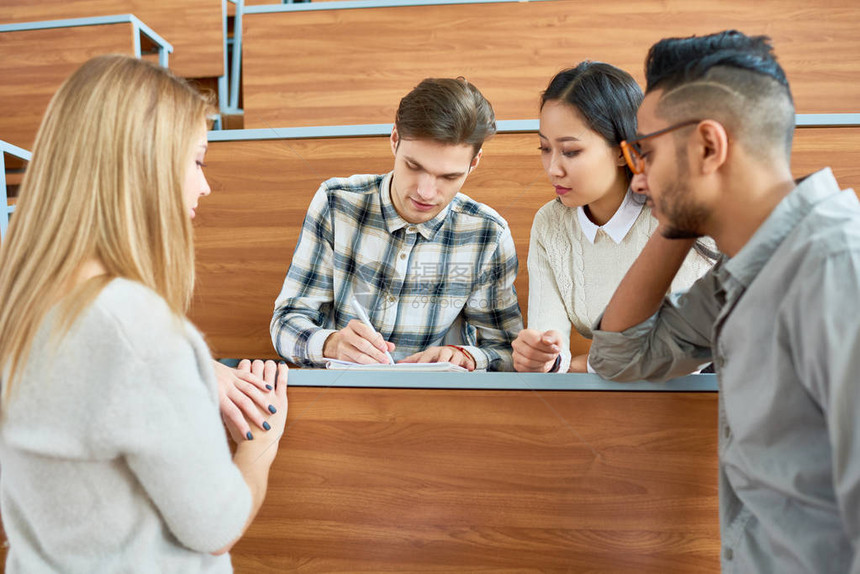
xmin=231 ymin=386 xmax=720 ymax=573
xmin=284 ymin=370 xmax=717 ymax=392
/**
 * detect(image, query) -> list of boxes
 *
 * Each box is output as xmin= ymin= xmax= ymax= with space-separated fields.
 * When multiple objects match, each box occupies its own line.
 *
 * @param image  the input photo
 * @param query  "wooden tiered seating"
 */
xmin=0 ymin=23 xmax=145 ymax=151
xmin=191 ymin=126 xmax=860 ymax=360
xmin=2 ymin=0 xmax=223 ymax=79
xmin=1 ymin=3 xmax=857 ymax=572
xmin=240 ymin=0 xmax=860 ymax=128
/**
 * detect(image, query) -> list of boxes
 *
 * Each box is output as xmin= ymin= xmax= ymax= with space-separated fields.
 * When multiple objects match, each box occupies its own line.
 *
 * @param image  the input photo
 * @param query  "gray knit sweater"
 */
xmin=0 ymin=278 xmax=251 ymax=573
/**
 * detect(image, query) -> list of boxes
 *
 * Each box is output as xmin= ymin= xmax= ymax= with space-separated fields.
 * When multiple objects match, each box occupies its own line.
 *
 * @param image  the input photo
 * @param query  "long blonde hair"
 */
xmin=0 ymin=54 xmax=211 ymax=401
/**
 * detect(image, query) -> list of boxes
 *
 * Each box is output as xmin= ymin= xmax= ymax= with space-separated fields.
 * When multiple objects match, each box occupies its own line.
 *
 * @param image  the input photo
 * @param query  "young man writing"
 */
xmin=590 ymin=31 xmax=860 ymax=571
xmin=271 ymin=78 xmax=523 ymax=370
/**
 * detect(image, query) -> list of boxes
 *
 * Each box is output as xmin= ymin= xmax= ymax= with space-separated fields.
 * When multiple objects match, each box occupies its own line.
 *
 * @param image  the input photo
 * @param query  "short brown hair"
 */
xmin=395 ymin=77 xmax=496 ymax=155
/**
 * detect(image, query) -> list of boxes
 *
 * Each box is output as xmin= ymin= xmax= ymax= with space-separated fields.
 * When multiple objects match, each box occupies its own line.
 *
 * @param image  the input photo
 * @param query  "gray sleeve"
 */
xmin=463 ymin=224 xmax=524 ymax=371
xmin=589 ymin=265 xmax=722 ymax=382
xmin=791 ymin=250 xmax=860 ymax=560
xmin=107 ymin=323 xmax=251 ymax=553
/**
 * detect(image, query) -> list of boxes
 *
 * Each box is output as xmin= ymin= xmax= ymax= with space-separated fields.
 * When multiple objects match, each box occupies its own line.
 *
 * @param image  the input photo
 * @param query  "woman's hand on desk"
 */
xmin=512 ymin=329 xmax=563 ymax=372
xmin=214 ymin=359 xmax=279 ymax=441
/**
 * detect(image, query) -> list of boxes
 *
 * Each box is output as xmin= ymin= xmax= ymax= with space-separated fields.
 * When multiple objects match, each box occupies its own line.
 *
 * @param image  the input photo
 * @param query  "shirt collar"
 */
xmin=724 ymin=168 xmax=841 ymax=292
xmin=576 ymin=188 xmax=645 ymax=244
xmin=380 ymin=171 xmax=452 ymax=239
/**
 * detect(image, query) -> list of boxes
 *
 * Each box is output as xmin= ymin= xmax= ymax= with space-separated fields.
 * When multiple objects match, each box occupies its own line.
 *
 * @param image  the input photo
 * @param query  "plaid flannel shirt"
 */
xmin=271 ymin=172 xmax=523 ymax=369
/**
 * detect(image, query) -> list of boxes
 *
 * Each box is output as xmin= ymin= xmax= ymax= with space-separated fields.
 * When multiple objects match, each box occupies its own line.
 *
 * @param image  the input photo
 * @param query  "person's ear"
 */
xmin=615 ymin=147 xmax=627 ymax=167
xmin=468 ymin=148 xmax=483 ymax=173
xmin=696 ymin=120 xmax=729 ymax=175
xmin=390 ymin=126 xmax=400 ymax=157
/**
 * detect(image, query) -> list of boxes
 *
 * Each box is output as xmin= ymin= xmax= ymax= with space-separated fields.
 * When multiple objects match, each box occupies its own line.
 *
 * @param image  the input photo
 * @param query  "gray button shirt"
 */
xmin=590 ymin=168 xmax=860 ymax=573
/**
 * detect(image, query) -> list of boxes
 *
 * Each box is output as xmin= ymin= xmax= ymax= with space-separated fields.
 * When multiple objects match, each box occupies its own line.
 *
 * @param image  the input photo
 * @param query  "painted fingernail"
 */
xmin=263 ymin=421 xmax=271 ymax=431
xmin=246 ymin=431 xmax=254 ymax=440
xmin=266 ymin=384 xmax=273 ymax=391
xmin=268 ymin=404 xmax=277 ymax=414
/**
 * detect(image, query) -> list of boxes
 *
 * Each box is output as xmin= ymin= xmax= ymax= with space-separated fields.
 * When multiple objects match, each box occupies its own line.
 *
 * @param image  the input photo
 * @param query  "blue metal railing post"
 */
xmin=0 ymin=141 xmax=33 ymax=242
xmin=229 ymin=0 xmax=244 ymax=112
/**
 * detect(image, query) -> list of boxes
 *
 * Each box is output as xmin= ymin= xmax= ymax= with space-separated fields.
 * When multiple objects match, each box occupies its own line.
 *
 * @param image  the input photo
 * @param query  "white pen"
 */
xmin=351 ymin=295 xmax=395 ymax=365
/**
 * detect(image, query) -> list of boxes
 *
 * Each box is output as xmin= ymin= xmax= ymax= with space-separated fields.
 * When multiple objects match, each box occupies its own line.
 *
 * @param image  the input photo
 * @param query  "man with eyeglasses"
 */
xmin=590 ymin=30 xmax=860 ymax=572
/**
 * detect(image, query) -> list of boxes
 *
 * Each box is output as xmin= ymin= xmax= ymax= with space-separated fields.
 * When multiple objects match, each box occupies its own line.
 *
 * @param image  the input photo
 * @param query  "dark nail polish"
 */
xmin=268 ymin=404 xmax=277 ymax=414
xmin=245 ymin=431 xmax=254 ymax=440
xmin=263 ymin=421 xmax=271 ymax=431
xmin=266 ymin=384 xmax=273 ymax=391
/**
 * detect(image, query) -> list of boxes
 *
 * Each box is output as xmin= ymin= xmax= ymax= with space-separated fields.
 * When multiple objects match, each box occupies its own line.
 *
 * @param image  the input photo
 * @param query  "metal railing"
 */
xmin=217 ymin=0 xmax=556 ymax=126
xmin=206 ymin=114 xmax=860 ymax=142
xmin=0 ymin=14 xmax=174 ymax=68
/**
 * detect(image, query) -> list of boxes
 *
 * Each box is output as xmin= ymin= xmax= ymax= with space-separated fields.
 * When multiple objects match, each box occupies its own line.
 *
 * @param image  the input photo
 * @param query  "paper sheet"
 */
xmin=325 ymin=359 xmax=468 ymax=372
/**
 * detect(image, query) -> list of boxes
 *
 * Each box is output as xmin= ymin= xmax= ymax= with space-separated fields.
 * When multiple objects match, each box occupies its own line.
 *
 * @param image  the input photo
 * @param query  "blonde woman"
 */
xmin=0 ymin=55 xmax=287 ymax=571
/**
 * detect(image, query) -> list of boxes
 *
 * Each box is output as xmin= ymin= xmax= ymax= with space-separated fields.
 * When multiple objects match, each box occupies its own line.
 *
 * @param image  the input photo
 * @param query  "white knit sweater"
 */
xmin=527 ymin=196 xmax=715 ymax=372
xmin=0 ymin=279 xmax=251 ymax=573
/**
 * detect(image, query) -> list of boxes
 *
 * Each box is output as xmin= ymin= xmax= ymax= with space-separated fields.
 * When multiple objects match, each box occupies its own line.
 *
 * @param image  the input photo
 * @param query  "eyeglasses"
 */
xmin=620 ymin=119 xmax=701 ymax=175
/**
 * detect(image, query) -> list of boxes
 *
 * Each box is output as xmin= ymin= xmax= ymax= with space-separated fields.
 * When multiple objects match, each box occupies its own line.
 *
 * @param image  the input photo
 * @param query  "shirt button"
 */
xmin=407 ymin=226 xmax=416 ymax=233
xmin=724 ymin=547 xmax=733 ymax=561
xmin=388 ymin=296 xmax=395 ymax=303
xmin=399 ymin=253 xmax=407 ymax=260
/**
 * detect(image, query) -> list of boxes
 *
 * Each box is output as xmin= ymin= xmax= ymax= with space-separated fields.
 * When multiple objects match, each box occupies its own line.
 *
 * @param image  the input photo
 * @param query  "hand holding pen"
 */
xmin=321 ymin=296 xmax=396 ymax=364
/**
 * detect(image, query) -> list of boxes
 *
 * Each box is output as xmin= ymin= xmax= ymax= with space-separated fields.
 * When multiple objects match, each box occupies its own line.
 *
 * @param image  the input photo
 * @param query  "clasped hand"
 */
xmin=215 ymin=359 xmax=287 ymax=441
xmin=512 ymin=328 xmax=563 ymax=372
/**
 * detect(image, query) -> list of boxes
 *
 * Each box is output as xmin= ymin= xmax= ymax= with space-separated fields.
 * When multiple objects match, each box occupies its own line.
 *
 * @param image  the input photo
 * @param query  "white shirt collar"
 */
xmin=576 ymin=189 xmax=645 ymax=245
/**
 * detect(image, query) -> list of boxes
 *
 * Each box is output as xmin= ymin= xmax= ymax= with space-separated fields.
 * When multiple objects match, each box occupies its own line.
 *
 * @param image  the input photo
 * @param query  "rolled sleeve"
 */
xmin=463 ymin=225 xmax=523 ymax=371
xmin=271 ymin=186 xmax=336 ymax=366
xmin=590 ymin=269 xmax=721 ymax=382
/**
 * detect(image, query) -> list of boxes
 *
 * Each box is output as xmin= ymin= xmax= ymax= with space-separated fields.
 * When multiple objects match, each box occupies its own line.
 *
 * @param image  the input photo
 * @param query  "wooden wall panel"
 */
xmin=230 ymin=387 xmax=720 ymax=572
xmin=2 ymin=0 xmax=223 ymax=78
xmin=792 ymin=127 xmax=860 ymax=195
xmin=242 ymin=0 xmax=860 ymax=129
xmin=0 ymin=25 xmax=137 ymax=150
xmin=191 ymin=127 xmax=860 ymax=360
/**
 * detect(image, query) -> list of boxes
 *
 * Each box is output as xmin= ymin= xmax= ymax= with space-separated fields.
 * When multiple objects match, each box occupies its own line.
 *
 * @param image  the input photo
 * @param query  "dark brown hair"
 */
xmin=395 ymin=77 xmax=496 ymax=156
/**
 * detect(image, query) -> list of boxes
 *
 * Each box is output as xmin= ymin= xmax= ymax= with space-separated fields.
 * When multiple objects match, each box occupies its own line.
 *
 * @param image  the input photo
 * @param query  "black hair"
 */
xmin=541 ymin=61 xmax=643 ymax=181
xmin=644 ymin=30 xmax=791 ymax=98
xmin=645 ymin=30 xmax=795 ymax=167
